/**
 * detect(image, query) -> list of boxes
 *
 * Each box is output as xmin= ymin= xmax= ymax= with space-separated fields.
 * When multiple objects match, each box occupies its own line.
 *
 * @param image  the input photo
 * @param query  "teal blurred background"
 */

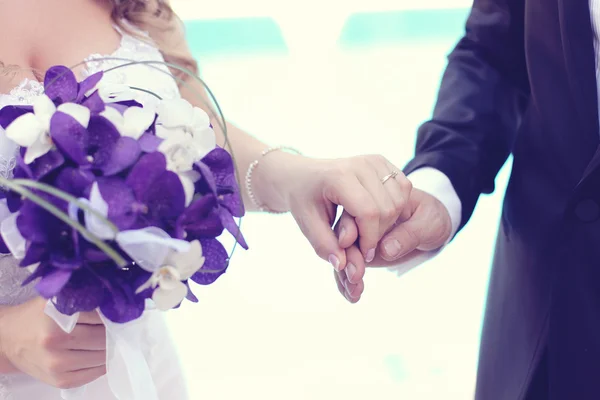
xmin=167 ymin=2 xmax=511 ymax=399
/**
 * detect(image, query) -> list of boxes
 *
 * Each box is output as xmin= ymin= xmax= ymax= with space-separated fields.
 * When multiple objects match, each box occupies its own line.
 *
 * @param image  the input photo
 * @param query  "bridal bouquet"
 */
xmin=0 ymin=65 xmax=246 ymax=399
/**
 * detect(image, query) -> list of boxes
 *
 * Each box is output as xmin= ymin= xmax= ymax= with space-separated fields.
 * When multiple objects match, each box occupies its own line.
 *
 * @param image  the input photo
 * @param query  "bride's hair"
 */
xmin=110 ymin=0 xmax=199 ymax=82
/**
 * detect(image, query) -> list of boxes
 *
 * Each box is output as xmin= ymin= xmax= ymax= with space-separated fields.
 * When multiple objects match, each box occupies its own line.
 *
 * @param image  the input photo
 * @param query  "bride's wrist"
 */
xmin=250 ymin=150 xmax=306 ymax=212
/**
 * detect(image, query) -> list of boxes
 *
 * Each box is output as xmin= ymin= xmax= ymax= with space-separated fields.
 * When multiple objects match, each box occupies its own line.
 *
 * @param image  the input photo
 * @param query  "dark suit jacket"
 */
xmin=405 ymin=0 xmax=600 ymax=398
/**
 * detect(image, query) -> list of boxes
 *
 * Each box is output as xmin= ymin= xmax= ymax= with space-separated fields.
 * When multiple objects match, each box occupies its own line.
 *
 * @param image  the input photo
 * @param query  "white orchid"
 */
xmin=155 ymin=98 xmax=215 ymax=205
xmin=101 ymin=105 xmax=155 ymax=140
xmin=116 ymin=227 xmax=205 ymax=311
xmin=5 ymin=95 xmax=90 ymax=164
xmin=155 ymin=98 xmax=216 ymax=168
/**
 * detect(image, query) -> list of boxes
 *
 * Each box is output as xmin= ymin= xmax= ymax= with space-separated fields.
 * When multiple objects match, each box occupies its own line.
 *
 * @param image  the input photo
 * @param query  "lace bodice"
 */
xmin=0 ymin=26 xmax=182 ymax=309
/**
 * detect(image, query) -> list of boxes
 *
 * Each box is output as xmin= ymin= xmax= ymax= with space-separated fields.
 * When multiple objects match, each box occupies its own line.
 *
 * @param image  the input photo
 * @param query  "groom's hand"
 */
xmin=334 ymin=188 xmax=452 ymax=302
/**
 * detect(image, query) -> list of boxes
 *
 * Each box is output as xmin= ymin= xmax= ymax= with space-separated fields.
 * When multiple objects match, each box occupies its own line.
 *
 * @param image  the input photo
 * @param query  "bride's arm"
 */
xmin=145 ymin=14 xmax=415 ymax=268
xmin=153 ymin=28 xmax=300 ymax=213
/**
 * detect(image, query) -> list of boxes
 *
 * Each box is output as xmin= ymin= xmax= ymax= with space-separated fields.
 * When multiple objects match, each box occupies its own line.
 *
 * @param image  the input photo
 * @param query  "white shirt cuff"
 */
xmin=386 ymin=167 xmax=462 ymax=276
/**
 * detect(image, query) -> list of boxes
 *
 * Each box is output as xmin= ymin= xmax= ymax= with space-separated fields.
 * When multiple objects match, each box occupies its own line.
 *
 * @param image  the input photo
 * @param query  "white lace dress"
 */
xmin=0 ymin=28 xmax=188 ymax=400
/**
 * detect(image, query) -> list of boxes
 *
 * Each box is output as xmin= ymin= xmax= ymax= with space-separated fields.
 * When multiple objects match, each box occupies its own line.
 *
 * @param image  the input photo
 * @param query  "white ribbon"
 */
xmin=44 ymin=301 xmax=160 ymax=400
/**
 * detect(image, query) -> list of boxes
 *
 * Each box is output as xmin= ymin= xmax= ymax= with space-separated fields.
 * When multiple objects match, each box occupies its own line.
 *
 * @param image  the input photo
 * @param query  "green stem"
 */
xmin=12 ymin=180 xmax=120 ymax=235
xmin=0 ymin=178 xmax=128 ymax=268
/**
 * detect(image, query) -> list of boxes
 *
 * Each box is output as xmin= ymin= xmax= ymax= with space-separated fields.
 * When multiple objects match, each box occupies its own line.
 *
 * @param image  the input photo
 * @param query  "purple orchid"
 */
xmin=97 ymin=152 xmax=186 ymax=234
xmin=190 ymin=238 xmax=230 ymax=285
xmin=0 ymin=63 xmax=248 ymax=325
xmin=44 ymin=66 xmax=103 ymax=106
xmin=180 ymin=147 xmax=247 ymax=248
xmin=51 ymin=113 xmax=141 ymax=176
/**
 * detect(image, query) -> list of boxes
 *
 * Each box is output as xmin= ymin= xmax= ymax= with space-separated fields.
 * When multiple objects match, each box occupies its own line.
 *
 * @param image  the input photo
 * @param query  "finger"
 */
xmin=333 ymin=270 xmax=358 ymax=303
xmin=345 ymin=279 xmax=364 ymax=301
xmin=355 ymin=166 xmax=392 ymax=259
xmin=60 ymin=365 xmax=107 ymax=389
xmin=293 ymin=203 xmax=346 ymax=271
xmin=53 ymin=349 xmax=106 ymax=373
xmin=334 ymin=269 xmax=346 ymax=297
xmin=78 ymin=311 xmax=102 ymax=325
xmin=378 ymin=197 xmax=448 ymax=261
xmin=334 ymin=211 xmax=358 ymax=249
xmin=66 ymin=325 xmax=106 ymax=351
xmin=380 ymin=166 xmax=413 ymax=223
xmin=344 ymin=244 xmax=365 ymax=284
xmin=324 ymin=175 xmax=380 ymax=262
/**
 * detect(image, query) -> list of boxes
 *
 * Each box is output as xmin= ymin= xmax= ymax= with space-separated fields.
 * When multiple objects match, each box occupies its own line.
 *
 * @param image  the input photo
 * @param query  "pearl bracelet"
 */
xmin=245 ymin=146 xmax=302 ymax=213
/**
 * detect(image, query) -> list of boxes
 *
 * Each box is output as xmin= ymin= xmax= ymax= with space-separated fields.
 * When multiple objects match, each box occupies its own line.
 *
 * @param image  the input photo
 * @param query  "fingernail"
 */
xmin=366 ymin=248 xmax=375 ymax=263
xmin=338 ymin=227 xmax=347 ymax=244
xmin=383 ymin=240 xmax=402 ymax=259
xmin=329 ymin=254 xmax=341 ymax=271
xmin=346 ymin=263 xmax=357 ymax=281
xmin=344 ymin=280 xmax=355 ymax=295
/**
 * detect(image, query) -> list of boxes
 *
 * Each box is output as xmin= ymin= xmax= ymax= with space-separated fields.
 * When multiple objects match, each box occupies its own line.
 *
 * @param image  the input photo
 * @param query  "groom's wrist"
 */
xmin=407 ymin=167 xmax=462 ymax=243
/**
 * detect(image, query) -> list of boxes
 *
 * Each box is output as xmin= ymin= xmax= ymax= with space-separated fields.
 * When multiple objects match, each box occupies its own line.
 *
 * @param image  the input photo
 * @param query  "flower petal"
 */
xmin=137 ymin=170 xmax=186 ymax=231
xmin=191 ymin=107 xmax=211 ymax=130
xmin=50 ymin=112 xmax=89 ymax=165
xmin=99 ymin=273 xmax=146 ymax=323
xmin=5 ymin=113 xmax=45 ymax=147
xmin=123 ymin=106 xmax=155 ymax=139
xmin=23 ymin=135 xmax=53 ymax=164
xmin=85 ymin=182 xmax=116 ymax=241
xmin=33 ymin=95 xmax=57 ymax=128
xmin=0 ymin=105 xmax=33 ymax=129
xmin=191 ymin=238 xmax=229 ymax=285
xmin=53 ymin=267 xmax=105 ymax=315
xmin=96 ymin=178 xmax=137 ymax=230
xmin=35 ymin=268 xmax=72 ymax=298
xmin=55 ymin=167 xmax=94 ymax=198
xmin=44 ymin=66 xmax=78 ymax=104
xmin=56 ymin=103 xmax=91 ymax=128
xmin=191 ymin=126 xmax=216 ymax=160
xmin=100 ymin=137 xmax=141 ymax=176
xmin=77 ymin=71 xmax=104 ymax=101
xmin=17 ymin=148 xmax=65 ymax=181
xmin=125 ymin=152 xmax=167 ymax=200
xmin=153 ymin=280 xmax=187 ymax=311
xmin=138 ymin=133 xmax=163 ymax=153
xmin=81 ymin=91 xmax=105 ymax=114
xmin=116 ymin=226 xmax=190 ymax=272
xmin=159 ymin=135 xmax=197 ymax=172
xmin=165 ymin=240 xmax=204 ymax=280
xmin=20 ymin=242 xmax=48 ymax=268
xmin=179 ymin=172 xmax=197 ymax=207
xmin=156 ymin=98 xmax=193 ymax=128
xmin=100 ymin=106 xmax=125 ymax=132
xmin=219 ymin=207 xmax=248 ymax=249
xmin=177 ymin=194 xmax=223 ymax=239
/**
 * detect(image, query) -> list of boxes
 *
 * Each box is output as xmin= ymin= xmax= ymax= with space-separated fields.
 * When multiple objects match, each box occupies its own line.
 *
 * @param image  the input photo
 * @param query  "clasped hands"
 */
xmin=266 ymin=153 xmax=453 ymax=303
xmin=331 ymin=184 xmax=453 ymax=302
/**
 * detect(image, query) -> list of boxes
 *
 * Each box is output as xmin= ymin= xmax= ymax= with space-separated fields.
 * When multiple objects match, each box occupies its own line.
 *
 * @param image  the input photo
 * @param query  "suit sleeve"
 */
xmin=404 ymin=0 xmax=530 ymax=231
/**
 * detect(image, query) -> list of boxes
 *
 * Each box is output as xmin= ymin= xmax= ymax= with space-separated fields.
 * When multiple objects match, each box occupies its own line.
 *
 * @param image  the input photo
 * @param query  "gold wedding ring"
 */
xmin=381 ymin=170 xmax=399 ymax=184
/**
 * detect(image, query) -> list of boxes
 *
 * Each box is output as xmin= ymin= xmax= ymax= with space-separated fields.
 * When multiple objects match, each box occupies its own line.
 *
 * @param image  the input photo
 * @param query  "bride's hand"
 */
xmin=253 ymin=152 xmax=412 ymax=270
xmin=0 ymin=297 xmax=106 ymax=389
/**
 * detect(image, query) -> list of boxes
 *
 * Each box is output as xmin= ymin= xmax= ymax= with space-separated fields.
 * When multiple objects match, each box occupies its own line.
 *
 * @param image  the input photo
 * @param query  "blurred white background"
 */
xmin=165 ymin=1 xmax=510 ymax=399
